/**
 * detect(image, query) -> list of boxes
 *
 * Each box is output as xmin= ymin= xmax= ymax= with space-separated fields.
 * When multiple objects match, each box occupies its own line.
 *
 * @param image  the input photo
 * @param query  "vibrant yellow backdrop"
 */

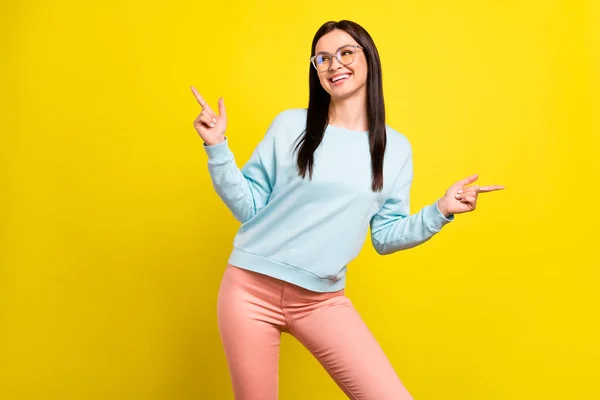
xmin=1 ymin=1 xmax=598 ymax=399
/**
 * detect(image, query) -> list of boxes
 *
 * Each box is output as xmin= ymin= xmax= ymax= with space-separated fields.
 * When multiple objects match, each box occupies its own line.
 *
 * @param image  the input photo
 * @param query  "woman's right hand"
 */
xmin=191 ymin=86 xmax=227 ymax=146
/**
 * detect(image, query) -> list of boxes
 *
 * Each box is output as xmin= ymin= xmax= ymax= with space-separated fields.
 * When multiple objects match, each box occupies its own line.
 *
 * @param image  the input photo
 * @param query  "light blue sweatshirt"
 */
xmin=203 ymin=108 xmax=454 ymax=292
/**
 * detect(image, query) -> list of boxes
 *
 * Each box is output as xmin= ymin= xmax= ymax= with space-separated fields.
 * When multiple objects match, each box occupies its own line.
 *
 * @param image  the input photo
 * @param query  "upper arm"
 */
xmin=238 ymin=111 xmax=288 ymax=215
xmin=370 ymin=150 xmax=413 ymax=237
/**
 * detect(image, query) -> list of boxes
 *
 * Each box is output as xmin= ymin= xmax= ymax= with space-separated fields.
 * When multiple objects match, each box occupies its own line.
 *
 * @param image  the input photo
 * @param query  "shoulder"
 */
xmin=262 ymin=108 xmax=307 ymax=142
xmin=272 ymin=108 xmax=308 ymax=125
xmin=385 ymin=124 xmax=412 ymax=155
xmin=266 ymin=108 xmax=307 ymax=139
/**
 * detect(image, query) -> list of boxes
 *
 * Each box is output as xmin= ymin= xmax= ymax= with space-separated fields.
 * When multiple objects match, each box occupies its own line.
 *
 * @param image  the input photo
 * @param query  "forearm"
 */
xmin=371 ymin=201 xmax=453 ymax=255
xmin=204 ymin=138 xmax=266 ymax=223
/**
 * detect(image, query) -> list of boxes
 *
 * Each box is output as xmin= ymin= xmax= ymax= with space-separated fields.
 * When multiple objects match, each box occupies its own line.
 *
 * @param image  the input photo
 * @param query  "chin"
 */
xmin=326 ymin=80 xmax=367 ymax=101
xmin=329 ymin=88 xmax=358 ymax=101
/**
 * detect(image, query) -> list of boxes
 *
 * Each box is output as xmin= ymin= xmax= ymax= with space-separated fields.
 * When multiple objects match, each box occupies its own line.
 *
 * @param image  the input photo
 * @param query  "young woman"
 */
xmin=191 ymin=20 xmax=503 ymax=400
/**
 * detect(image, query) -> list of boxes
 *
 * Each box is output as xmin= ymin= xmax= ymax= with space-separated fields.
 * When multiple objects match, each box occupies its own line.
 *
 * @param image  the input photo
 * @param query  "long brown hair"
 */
xmin=293 ymin=20 xmax=386 ymax=192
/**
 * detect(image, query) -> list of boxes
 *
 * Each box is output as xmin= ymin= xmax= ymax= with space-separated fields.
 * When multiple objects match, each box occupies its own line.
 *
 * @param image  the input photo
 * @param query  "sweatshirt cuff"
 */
xmin=424 ymin=200 xmax=454 ymax=232
xmin=203 ymin=137 xmax=230 ymax=160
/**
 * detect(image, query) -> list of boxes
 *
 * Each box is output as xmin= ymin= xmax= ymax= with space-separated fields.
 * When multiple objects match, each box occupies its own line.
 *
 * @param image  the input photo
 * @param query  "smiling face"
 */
xmin=313 ymin=29 xmax=368 ymax=101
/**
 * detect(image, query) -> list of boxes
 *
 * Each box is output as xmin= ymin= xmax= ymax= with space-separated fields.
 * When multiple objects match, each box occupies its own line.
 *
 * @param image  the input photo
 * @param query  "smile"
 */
xmin=330 ymin=73 xmax=351 ymax=83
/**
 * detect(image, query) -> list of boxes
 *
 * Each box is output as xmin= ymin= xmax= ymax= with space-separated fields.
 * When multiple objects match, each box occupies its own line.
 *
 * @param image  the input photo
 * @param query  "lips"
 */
xmin=330 ymin=73 xmax=351 ymax=83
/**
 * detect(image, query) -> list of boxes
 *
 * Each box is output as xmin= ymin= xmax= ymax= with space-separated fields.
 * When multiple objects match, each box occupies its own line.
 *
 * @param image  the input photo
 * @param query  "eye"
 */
xmin=315 ymin=54 xmax=328 ymax=64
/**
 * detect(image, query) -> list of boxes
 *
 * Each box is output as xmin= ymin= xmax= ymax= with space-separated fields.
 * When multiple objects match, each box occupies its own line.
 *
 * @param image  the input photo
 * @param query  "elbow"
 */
xmin=372 ymin=231 xmax=417 ymax=255
xmin=375 ymin=246 xmax=391 ymax=256
xmin=371 ymin=235 xmax=393 ymax=256
xmin=235 ymin=209 xmax=256 ymax=224
xmin=374 ymin=242 xmax=413 ymax=256
xmin=228 ymin=196 xmax=262 ymax=224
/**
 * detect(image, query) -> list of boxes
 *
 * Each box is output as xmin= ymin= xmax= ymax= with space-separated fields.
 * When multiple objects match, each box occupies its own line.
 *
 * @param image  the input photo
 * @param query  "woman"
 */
xmin=191 ymin=20 xmax=503 ymax=400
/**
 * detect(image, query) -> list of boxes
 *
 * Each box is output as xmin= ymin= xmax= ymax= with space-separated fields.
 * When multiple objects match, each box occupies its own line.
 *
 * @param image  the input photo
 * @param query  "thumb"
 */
xmin=218 ymin=97 xmax=227 ymax=119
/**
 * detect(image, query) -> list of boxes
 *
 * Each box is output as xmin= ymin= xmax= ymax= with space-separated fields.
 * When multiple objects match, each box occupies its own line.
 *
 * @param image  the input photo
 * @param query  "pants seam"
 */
xmin=280 ymin=283 xmax=292 ymax=331
xmin=287 ymin=299 xmax=360 ymax=399
xmin=325 ymin=368 xmax=360 ymax=400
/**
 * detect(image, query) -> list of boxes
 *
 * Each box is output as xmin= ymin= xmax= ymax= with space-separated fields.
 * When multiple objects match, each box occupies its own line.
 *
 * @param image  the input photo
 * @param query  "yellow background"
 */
xmin=1 ymin=0 xmax=598 ymax=399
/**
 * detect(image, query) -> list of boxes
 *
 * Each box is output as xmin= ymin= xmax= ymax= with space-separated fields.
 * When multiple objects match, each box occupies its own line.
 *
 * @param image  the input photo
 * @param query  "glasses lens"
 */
xmin=314 ymin=54 xmax=330 ymax=71
xmin=339 ymin=47 xmax=356 ymax=65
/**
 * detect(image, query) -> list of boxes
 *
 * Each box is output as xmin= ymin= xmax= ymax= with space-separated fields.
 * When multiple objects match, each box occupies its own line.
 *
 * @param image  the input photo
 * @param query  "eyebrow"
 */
xmin=315 ymin=43 xmax=357 ymax=54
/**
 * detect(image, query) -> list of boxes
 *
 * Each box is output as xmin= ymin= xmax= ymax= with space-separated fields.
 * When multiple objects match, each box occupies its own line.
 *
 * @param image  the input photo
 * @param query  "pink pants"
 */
xmin=217 ymin=264 xmax=414 ymax=399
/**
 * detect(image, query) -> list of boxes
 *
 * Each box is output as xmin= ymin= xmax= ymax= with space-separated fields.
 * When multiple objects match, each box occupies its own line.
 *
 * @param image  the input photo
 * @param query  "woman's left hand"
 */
xmin=437 ymin=174 xmax=504 ymax=217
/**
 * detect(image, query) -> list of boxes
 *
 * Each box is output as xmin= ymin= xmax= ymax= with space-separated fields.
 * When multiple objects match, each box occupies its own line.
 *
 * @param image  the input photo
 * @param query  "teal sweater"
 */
xmin=203 ymin=108 xmax=454 ymax=292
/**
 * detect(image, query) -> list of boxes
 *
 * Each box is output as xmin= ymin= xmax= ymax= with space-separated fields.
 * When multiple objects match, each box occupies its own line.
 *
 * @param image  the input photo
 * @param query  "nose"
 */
xmin=329 ymin=56 xmax=343 ymax=71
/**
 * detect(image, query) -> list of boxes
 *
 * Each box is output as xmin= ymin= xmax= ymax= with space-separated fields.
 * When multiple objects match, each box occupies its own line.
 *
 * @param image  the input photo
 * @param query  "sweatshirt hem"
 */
xmin=228 ymin=247 xmax=346 ymax=293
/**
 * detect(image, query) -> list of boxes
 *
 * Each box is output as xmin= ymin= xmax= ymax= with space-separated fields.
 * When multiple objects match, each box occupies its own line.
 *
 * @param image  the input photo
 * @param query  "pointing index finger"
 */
xmin=479 ymin=185 xmax=505 ymax=192
xmin=190 ymin=86 xmax=208 ymax=107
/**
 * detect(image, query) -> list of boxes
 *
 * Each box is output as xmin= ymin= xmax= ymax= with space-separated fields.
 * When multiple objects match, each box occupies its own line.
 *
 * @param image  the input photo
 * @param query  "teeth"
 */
xmin=332 ymin=74 xmax=349 ymax=82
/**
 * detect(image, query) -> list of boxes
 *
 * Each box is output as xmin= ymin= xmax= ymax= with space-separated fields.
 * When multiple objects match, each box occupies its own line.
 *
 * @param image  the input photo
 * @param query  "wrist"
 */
xmin=204 ymin=136 xmax=225 ymax=146
xmin=437 ymin=198 xmax=451 ymax=218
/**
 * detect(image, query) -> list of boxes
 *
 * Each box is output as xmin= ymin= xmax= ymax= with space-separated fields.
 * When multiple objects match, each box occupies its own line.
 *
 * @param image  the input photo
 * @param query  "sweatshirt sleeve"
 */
xmin=203 ymin=114 xmax=281 ymax=224
xmin=369 ymin=151 xmax=454 ymax=255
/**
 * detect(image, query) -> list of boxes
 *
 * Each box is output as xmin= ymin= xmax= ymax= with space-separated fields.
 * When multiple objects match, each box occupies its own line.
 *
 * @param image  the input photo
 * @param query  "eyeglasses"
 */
xmin=310 ymin=44 xmax=363 ymax=72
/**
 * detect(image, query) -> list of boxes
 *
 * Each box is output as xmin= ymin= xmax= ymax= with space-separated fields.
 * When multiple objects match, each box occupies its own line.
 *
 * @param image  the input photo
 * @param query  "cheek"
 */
xmin=352 ymin=70 xmax=365 ymax=84
xmin=319 ymin=76 xmax=332 ymax=93
xmin=356 ymin=65 xmax=368 ymax=85
xmin=360 ymin=72 xmax=368 ymax=86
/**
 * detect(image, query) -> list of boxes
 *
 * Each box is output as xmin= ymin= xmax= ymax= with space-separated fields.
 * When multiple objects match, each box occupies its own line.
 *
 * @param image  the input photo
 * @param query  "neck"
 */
xmin=328 ymin=89 xmax=368 ymax=132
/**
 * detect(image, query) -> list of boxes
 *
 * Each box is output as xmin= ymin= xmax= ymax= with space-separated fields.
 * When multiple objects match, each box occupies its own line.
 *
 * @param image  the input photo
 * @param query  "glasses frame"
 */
xmin=310 ymin=44 xmax=364 ymax=72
